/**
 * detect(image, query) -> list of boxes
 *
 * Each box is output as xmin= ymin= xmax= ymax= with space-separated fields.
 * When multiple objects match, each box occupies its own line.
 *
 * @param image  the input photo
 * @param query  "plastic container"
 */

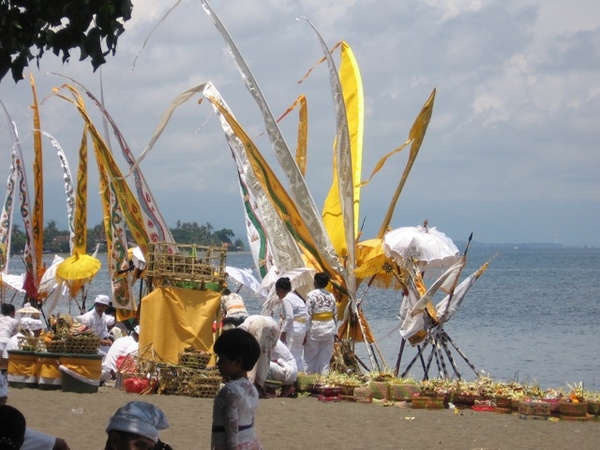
xmin=59 ymin=354 xmax=103 ymax=394
xmin=7 ymin=350 xmax=38 ymax=388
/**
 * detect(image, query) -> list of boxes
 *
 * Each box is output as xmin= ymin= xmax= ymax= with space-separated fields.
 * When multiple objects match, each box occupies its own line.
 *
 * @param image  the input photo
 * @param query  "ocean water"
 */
xmin=4 ymin=246 xmax=599 ymax=390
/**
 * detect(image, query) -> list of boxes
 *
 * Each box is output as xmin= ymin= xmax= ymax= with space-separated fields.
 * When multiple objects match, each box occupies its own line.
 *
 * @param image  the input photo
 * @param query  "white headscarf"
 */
xmin=19 ymin=317 xmax=44 ymax=331
xmin=106 ymin=401 xmax=168 ymax=443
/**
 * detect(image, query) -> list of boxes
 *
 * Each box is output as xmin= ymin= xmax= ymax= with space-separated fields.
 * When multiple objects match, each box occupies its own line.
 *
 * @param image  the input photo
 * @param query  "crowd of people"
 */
xmin=0 ymin=270 xmax=342 ymax=449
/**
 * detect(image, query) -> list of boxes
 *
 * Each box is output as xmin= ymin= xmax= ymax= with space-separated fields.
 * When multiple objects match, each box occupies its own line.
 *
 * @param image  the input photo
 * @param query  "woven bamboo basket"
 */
xmin=44 ymin=339 xmax=66 ymax=353
xmin=353 ymin=386 xmax=372 ymax=404
xmin=295 ymin=374 xmax=319 ymax=392
xmin=17 ymin=336 xmax=42 ymax=352
xmin=411 ymin=395 xmax=446 ymax=410
xmin=391 ymin=384 xmax=420 ymax=401
xmin=369 ymin=381 xmax=390 ymax=400
xmin=587 ymin=401 xmax=600 ymax=415
xmin=158 ymin=366 xmax=222 ymax=398
xmin=559 ymin=401 xmax=588 ymax=417
xmin=64 ymin=334 xmax=100 ymax=354
xmin=178 ymin=349 xmax=212 ymax=369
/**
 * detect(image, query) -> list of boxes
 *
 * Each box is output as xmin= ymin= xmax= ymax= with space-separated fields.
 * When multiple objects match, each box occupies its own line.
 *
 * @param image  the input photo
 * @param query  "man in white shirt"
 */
xmin=276 ymin=277 xmax=308 ymax=373
xmin=76 ymin=294 xmax=115 ymax=354
xmin=304 ymin=272 xmax=338 ymax=375
xmin=101 ymin=326 xmax=140 ymax=383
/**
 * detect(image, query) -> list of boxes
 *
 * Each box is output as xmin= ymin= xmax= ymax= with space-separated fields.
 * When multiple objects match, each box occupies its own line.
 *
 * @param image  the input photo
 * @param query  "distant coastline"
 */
xmin=455 ymin=241 xmax=597 ymax=250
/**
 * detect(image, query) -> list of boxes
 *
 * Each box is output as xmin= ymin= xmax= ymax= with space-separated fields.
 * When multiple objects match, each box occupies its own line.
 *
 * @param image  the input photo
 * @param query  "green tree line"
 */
xmin=7 ymin=220 xmax=244 ymax=255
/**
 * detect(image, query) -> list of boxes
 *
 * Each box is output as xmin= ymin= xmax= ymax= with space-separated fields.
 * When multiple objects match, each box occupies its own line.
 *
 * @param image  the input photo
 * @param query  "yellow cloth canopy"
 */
xmin=139 ymin=287 xmax=221 ymax=365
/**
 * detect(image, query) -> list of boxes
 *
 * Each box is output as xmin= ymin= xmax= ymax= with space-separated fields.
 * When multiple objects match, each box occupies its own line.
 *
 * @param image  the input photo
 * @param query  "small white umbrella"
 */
xmin=225 ymin=266 xmax=261 ymax=294
xmin=259 ymin=267 xmax=316 ymax=315
xmin=383 ymin=220 xmax=460 ymax=272
xmin=38 ymin=255 xmax=64 ymax=296
xmin=1 ymin=273 xmax=25 ymax=293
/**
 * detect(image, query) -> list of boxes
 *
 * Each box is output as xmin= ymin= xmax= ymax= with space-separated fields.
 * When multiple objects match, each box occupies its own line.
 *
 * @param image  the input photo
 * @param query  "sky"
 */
xmin=0 ymin=0 xmax=598 ymax=248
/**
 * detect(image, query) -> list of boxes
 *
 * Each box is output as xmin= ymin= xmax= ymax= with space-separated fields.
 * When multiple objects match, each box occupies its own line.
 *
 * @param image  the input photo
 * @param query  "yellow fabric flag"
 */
xmin=73 ymin=128 xmax=89 ymax=256
xmin=323 ymin=42 xmax=364 ymax=256
xmin=270 ymin=95 xmax=309 ymax=176
xmin=139 ymin=287 xmax=221 ymax=365
xmin=29 ymin=73 xmax=43 ymax=284
xmin=205 ymin=96 xmax=342 ymax=283
xmin=53 ymin=85 xmax=149 ymax=250
xmin=377 ymin=89 xmax=436 ymax=238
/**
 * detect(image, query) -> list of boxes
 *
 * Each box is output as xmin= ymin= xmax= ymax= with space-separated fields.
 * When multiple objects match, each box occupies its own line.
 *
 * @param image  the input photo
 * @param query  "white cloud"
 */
xmin=0 ymin=0 xmax=598 ymax=247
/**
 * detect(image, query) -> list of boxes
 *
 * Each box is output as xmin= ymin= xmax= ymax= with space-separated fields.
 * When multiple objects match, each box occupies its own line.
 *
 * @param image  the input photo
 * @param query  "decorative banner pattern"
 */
xmin=0 ymin=102 xmax=37 ymax=298
xmin=42 ymin=132 xmax=75 ymax=253
xmin=0 ymin=156 xmax=17 ymax=273
xmin=30 ymin=74 xmax=44 ymax=284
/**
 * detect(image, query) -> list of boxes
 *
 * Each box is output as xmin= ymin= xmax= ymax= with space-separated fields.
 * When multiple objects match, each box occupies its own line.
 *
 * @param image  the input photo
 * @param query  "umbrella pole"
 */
xmin=393 ymin=338 xmax=406 ymax=377
xmin=400 ymin=341 xmax=429 ymax=379
xmin=439 ymin=332 xmax=462 ymax=379
xmin=433 ymin=336 xmax=449 ymax=378
xmin=443 ymin=331 xmax=480 ymax=378
xmin=353 ymin=303 xmax=379 ymax=371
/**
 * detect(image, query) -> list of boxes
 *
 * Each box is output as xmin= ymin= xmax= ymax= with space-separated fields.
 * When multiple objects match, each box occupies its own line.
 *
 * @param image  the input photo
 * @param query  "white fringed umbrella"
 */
xmin=383 ymin=220 xmax=460 ymax=272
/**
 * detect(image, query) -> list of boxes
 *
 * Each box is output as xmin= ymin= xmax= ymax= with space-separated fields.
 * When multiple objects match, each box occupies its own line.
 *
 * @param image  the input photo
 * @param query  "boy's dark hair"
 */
xmin=0 ymin=405 xmax=26 ymax=449
xmin=275 ymin=277 xmax=292 ymax=292
xmin=214 ymin=328 xmax=261 ymax=371
xmin=1 ymin=303 xmax=15 ymax=316
xmin=314 ymin=272 xmax=330 ymax=289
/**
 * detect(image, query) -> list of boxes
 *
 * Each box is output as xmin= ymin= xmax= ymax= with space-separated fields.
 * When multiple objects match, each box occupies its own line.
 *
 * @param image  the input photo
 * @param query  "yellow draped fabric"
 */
xmin=8 ymin=353 xmax=38 ymax=377
xmin=323 ymin=41 xmax=364 ymax=257
xmin=59 ymin=356 xmax=101 ymax=380
xmin=139 ymin=287 xmax=221 ymax=365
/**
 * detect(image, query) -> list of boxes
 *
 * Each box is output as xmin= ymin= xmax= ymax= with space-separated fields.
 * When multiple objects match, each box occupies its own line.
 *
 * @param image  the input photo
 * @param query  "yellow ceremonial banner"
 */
xmin=337 ymin=309 xmax=375 ymax=343
xmin=205 ymin=97 xmax=340 ymax=280
xmin=53 ymin=85 xmax=149 ymax=251
xmin=73 ymin=128 xmax=89 ymax=256
xmin=139 ymin=287 xmax=221 ymax=365
xmin=272 ymin=95 xmax=309 ymax=176
xmin=377 ymin=89 xmax=436 ymax=238
xmin=30 ymin=73 xmax=43 ymax=283
xmin=323 ymin=42 xmax=364 ymax=256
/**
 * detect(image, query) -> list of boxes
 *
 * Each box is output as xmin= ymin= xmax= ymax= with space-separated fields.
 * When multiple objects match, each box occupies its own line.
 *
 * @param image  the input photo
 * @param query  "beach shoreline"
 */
xmin=8 ymin=386 xmax=599 ymax=449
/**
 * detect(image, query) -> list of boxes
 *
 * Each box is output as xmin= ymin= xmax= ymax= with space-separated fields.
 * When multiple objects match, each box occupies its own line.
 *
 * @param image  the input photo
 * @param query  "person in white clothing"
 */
xmin=0 ymin=304 xmax=17 ymax=404
xmin=304 ymin=272 xmax=338 ymax=375
xmin=101 ymin=326 xmax=140 ymax=383
xmin=22 ymin=428 xmax=70 ymax=450
xmin=0 ymin=304 xmax=18 ymax=353
xmin=267 ymin=339 xmax=297 ymax=397
xmin=276 ymin=277 xmax=308 ymax=373
xmin=76 ymin=294 xmax=115 ymax=355
xmin=2 ymin=317 xmax=44 ymax=359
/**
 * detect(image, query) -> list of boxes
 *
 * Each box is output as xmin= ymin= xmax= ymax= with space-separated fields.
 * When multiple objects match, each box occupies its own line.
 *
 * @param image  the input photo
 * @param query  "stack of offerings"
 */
xmin=158 ymin=347 xmax=221 ymax=398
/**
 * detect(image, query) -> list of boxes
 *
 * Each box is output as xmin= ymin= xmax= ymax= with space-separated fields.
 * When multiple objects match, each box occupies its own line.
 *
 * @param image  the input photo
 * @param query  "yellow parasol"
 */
xmin=56 ymin=253 xmax=102 ymax=297
xmin=354 ymin=238 xmax=406 ymax=290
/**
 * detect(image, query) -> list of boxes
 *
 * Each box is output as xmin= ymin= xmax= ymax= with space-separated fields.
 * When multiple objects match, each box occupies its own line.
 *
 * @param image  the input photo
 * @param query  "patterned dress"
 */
xmin=211 ymin=377 xmax=262 ymax=450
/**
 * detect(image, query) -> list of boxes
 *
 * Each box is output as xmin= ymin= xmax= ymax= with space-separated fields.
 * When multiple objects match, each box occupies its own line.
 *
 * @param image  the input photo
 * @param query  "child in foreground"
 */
xmin=212 ymin=328 xmax=263 ymax=450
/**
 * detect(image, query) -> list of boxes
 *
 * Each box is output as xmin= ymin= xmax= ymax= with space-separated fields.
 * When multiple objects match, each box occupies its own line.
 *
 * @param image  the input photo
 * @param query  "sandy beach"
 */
xmin=7 ymin=386 xmax=599 ymax=449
